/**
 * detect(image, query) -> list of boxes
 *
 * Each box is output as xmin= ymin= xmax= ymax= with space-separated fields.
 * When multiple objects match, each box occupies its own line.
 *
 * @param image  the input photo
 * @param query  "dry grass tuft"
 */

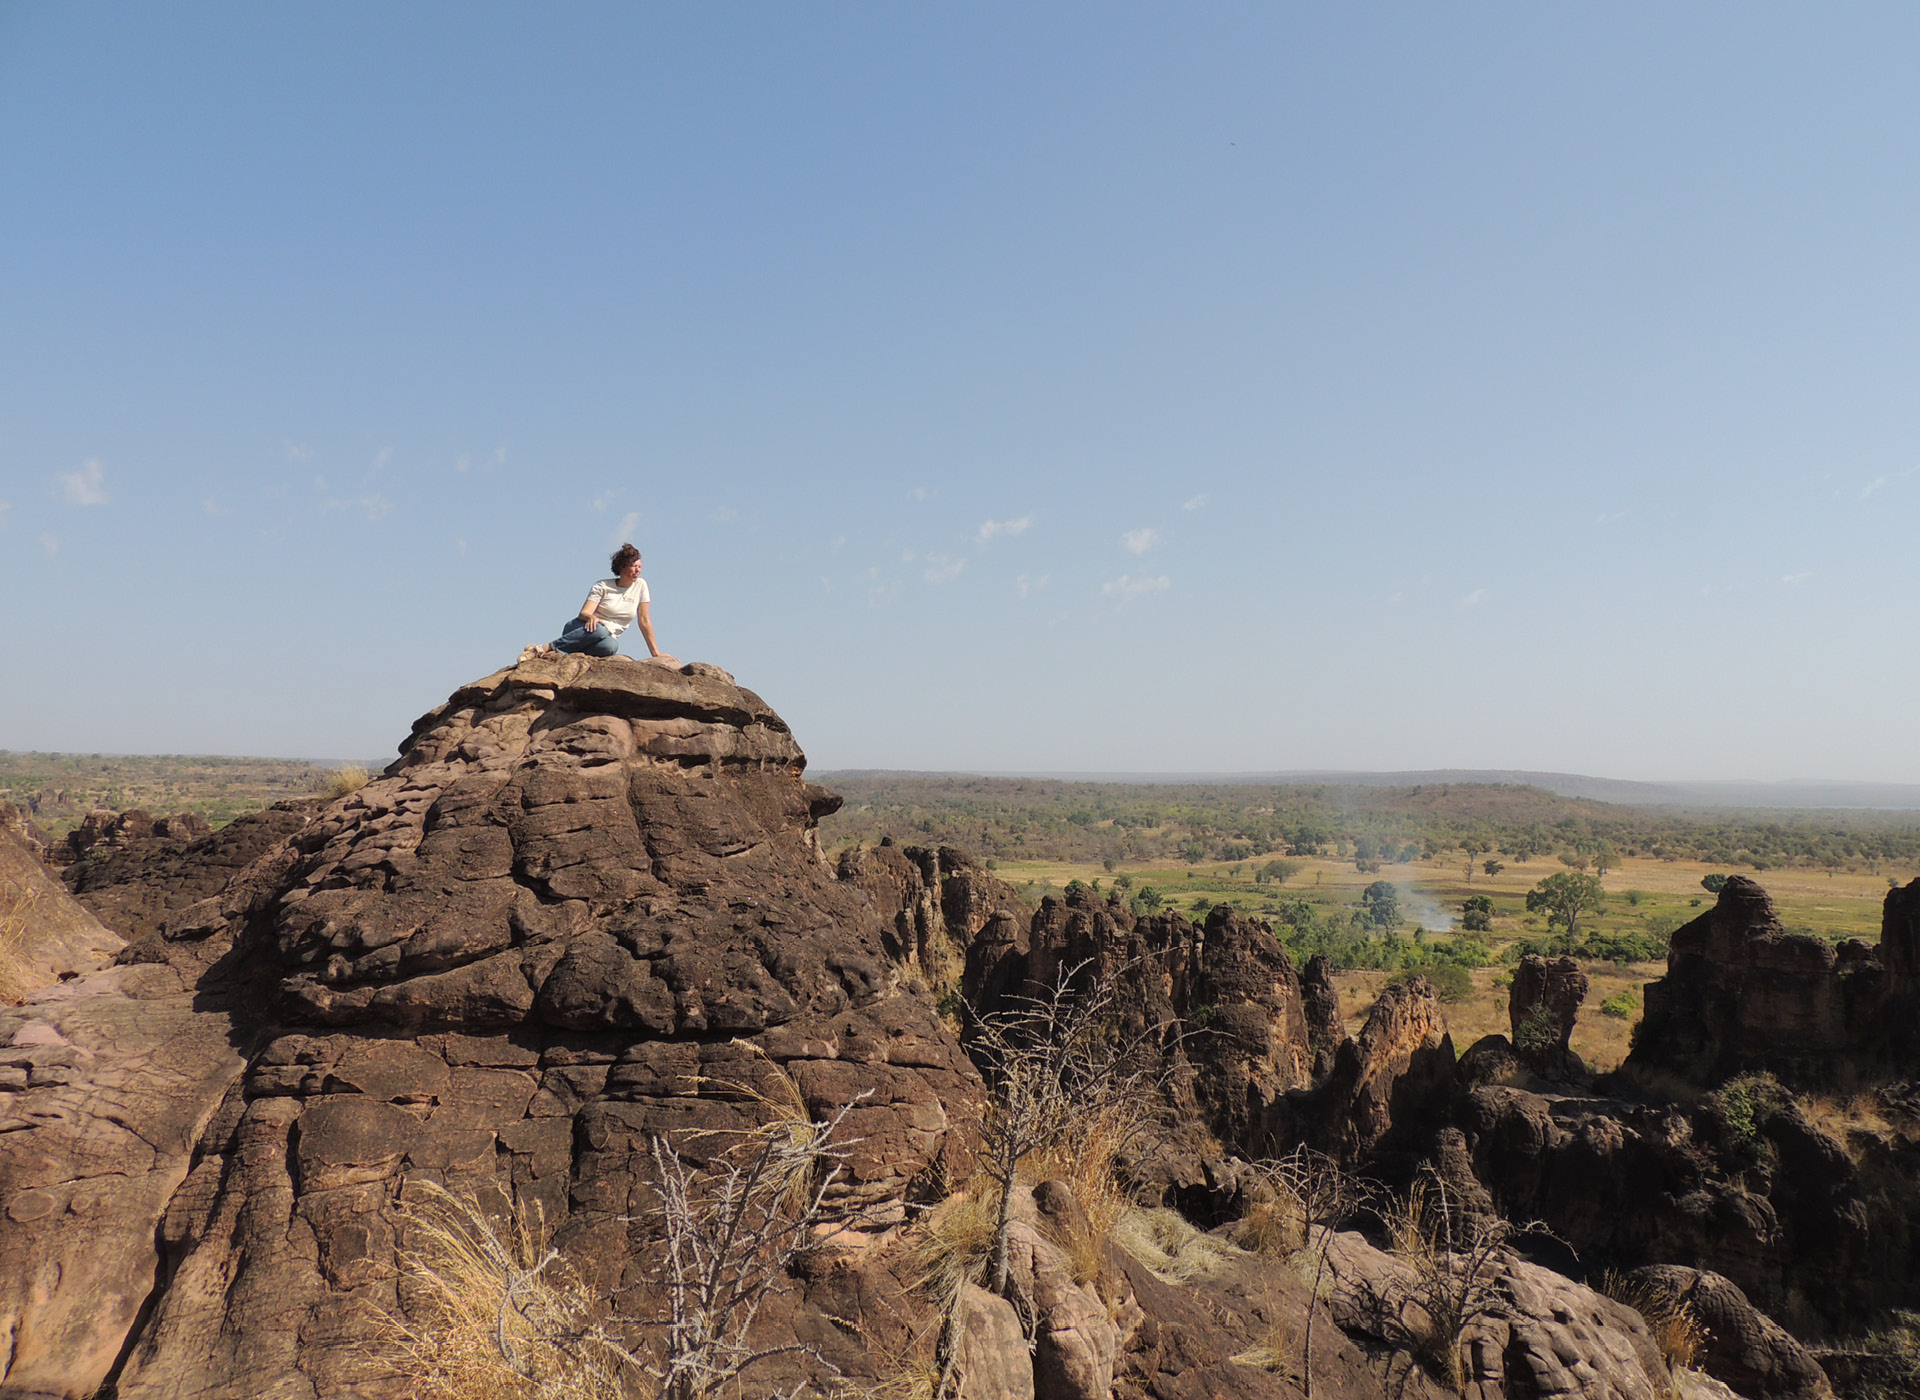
xmin=1229 ymin=1293 xmax=1297 ymax=1376
xmin=381 ymin=1181 xmax=641 ymax=1400
xmin=322 ymin=765 xmax=371 ymax=801
xmin=1596 ymin=1270 xmax=1706 ymax=1375
xmin=913 ymin=1182 xmax=999 ymax=1313
xmin=1113 ymin=1207 xmax=1243 ymax=1285
xmin=1800 ymin=1091 xmax=1894 ymax=1161
xmin=0 ymin=879 xmax=42 ymax=1005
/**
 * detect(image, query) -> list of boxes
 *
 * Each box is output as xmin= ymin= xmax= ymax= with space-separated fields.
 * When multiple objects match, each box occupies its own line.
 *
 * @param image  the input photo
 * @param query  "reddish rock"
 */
xmin=64 ymin=655 xmax=988 ymax=1399
xmin=1290 ymin=977 xmax=1454 ymax=1162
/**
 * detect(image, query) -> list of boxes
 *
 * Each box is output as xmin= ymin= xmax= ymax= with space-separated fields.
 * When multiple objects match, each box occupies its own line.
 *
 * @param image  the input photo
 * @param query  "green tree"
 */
xmin=1482 ymin=858 xmax=1505 ymax=879
xmin=1701 ymin=873 xmax=1730 ymax=895
xmin=1525 ymin=873 xmax=1607 ymax=940
xmin=1361 ymin=881 xmax=1401 ymax=929
xmin=1460 ymin=895 xmax=1493 ymax=933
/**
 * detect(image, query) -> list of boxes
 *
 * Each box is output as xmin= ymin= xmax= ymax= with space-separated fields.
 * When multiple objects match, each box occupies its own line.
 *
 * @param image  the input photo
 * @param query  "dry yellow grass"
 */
xmin=380 ymin=1181 xmax=640 ymax=1400
xmin=322 ymin=765 xmax=371 ymax=801
xmin=0 ymin=878 xmax=41 ymax=1005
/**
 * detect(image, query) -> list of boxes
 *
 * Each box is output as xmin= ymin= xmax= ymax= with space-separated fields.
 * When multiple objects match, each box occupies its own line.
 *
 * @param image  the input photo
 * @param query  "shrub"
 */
xmin=1392 ymin=964 xmax=1472 ymax=1003
xmin=1709 ymin=1072 xmax=1791 ymax=1164
xmin=1599 ymin=989 xmax=1639 ymax=1019
xmin=1811 ymin=1310 xmax=1920 ymax=1400
xmin=1701 ymin=873 xmax=1730 ymax=894
xmin=1387 ymin=1168 xmax=1525 ymax=1391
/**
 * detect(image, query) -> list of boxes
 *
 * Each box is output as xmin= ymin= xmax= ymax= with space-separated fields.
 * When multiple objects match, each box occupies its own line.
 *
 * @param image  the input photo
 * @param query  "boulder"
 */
xmin=1510 ymin=954 xmax=1590 ymax=1081
xmin=0 ymin=825 xmax=122 ymax=998
xmin=1629 ymin=875 xmax=1920 ymax=1084
xmin=1623 ymin=1266 xmax=1833 ymax=1400
xmin=81 ymin=655 xmax=984 ymax=1399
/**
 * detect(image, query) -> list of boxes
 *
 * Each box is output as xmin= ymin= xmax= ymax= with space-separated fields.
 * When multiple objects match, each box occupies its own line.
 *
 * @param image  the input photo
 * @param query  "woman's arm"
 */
xmin=578 ymin=591 xmax=601 ymax=629
xmin=635 ymin=601 xmax=676 ymax=661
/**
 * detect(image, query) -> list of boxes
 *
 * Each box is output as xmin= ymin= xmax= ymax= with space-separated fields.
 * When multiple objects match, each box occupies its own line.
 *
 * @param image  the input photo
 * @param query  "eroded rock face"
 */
xmin=63 ymin=800 xmax=315 ymax=942
xmin=1510 ymin=954 xmax=1589 ymax=1081
xmin=1629 ymin=875 xmax=1920 ymax=1083
xmin=0 ymin=825 xmax=122 ymax=994
xmin=1292 ymin=977 xmax=1455 ymax=1164
xmin=90 ymin=656 xmax=984 ymax=1399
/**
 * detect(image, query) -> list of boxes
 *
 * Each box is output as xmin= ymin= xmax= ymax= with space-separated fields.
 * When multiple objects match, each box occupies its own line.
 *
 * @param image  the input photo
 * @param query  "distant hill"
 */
xmin=820 ymin=768 xmax=1920 ymax=812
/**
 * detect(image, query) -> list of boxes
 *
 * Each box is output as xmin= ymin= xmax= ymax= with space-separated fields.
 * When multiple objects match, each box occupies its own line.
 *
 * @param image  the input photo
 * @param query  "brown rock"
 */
xmin=76 ymin=655 xmax=986 ymax=1397
xmin=0 ymin=825 xmax=123 ymax=997
xmin=1510 ymin=954 xmax=1590 ymax=1081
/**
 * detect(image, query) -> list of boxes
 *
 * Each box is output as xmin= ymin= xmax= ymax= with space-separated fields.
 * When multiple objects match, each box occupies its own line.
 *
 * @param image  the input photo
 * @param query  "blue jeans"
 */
xmin=551 ymin=617 xmax=618 ymax=657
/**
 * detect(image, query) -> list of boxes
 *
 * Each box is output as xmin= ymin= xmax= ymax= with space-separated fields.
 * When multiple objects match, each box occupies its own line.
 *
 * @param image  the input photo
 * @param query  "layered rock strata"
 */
xmin=2 ymin=656 xmax=984 ymax=1400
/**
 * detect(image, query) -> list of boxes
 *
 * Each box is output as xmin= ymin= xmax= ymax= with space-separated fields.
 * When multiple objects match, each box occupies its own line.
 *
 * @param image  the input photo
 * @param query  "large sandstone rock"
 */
xmin=1510 ymin=954 xmax=1589 ymax=1081
xmin=1290 ymin=977 xmax=1456 ymax=1164
xmin=0 ymin=825 xmax=122 ymax=999
xmin=1629 ymin=875 xmax=1920 ymax=1084
xmin=0 ymin=966 xmax=245 ymax=1397
xmin=62 ymin=799 xmax=316 ymax=942
xmin=80 ymin=656 xmax=984 ymax=1399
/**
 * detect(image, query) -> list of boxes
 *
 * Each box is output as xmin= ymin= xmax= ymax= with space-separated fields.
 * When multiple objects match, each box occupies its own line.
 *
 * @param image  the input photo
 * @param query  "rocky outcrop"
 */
xmin=1622 ymin=1267 xmax=1833 ymax=1400
xmin=1291 ymin=977 xmax=1455 ymax=1164
xmin=19 ymin=655 xmax=985 ymax=1400
xmin=0 ymin=825 xmax=122 ymax=996
xmin=62 ymin=800 xmax=315 ymax=942
xmin=1301 ymin=954 xmax=1346 ymax=1082
xmin=1510 ymin=955 xmax=1589 ymax=1081
xmin=1629 ymin=875 xmax=1920 ymax=1084
xmin=836 ymin=839 xmax=1030 ymax=981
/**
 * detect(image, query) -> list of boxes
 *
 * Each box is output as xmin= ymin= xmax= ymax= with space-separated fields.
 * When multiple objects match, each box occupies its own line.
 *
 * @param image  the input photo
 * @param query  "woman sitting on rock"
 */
xmin=530 ymin=543 xmax=677 ymax=663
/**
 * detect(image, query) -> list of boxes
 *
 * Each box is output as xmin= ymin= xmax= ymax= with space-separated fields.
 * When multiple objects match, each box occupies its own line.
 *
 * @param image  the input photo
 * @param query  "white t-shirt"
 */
xmin=585 ymin=576 xmax=650 ymax=637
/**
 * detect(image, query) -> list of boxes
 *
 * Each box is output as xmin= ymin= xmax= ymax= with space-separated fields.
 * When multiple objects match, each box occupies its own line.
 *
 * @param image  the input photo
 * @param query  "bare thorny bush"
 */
xmin=963 ymin=958 xmax=1170 ymax=1299
xmin=1236 ymin=1147 xmax=1373 ymax=1399
xmin=384 ymin=1067 xmax=865 ymax=1400
xmin=1385 ymin=1167 xmax=1543 ymax=1392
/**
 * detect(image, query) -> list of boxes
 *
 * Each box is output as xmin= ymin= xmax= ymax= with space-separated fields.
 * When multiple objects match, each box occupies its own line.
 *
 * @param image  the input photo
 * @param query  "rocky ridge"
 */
xmin=0 ymin=657 xmax=1889 ymax=1400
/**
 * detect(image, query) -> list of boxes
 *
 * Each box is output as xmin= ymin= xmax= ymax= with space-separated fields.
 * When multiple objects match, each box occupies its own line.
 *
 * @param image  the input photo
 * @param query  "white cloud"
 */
xmin=909 ymin=486 xmax=931 ymax=501
xmin=57 ymin=458 xmax=110 ymax=506
xmin=285 ymin=441 xmax=314 ymax=462
xmin=1862 ymin=465 xmax=1918 ymax=500
xmin=1596 ymin=511 xmax=1626 ymax=525
xmin=323 ymin=494 xmax=393 ymax=522
xmin=711 ymin=505 xmax=739 ymax=523
xmin=455 ymin=538 xmax=468 ymax=554
xmin=373 ymin=446 xmax=394 ymax=471
xmin=1461 ymin=588 xmax=1489 ymax=607
xmin=1120 ymin=527 xmax=1162 ymax=555
xmin=203 ymin=498 xmax=233 ymax=517
xmin=492 ymin=443 xmax=508 ymax=467
xmin=615 ymin=511 xmax=640 ymax=540
xmin=977 ymin=515 xmax=1034 ymax=544
xmin=0 ymin=499 xmax=10 ymax=528
xmin=40 ymin=533 xmax=58 ymax=555
xmin=1016 ymin=573 xmax=1050 ymax=597
xmin=456 ymin=454 xmax=471 ymax=473
xmin=1182 ymin=493 xmax=1209 ymax=511
xmin=924 ymin=554 xmax=966 ymax=584
xmin=830 ymin=535 xmax=846 ymax=553
xmin=591 ymin=491 xmax=616 ymax=514
xmin=1102 ymin=574 xmax=1170 ymax=600
xmin=1782 ymin=571 xmax=1813 ymax=585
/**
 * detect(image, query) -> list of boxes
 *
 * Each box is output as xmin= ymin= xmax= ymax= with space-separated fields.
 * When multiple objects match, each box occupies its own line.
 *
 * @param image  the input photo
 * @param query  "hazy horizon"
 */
xmin=4 ymin=6 xmax=1918 ymax=782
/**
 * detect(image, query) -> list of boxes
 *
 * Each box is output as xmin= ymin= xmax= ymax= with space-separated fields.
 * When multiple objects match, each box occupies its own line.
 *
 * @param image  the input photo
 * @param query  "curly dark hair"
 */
xmin=610 ymin=543 xmax=641 ymax=575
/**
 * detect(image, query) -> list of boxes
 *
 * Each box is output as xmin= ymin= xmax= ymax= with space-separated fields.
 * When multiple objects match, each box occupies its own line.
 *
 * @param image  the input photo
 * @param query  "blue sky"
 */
xmin=2 ymin=4 xmax=1918 ymax=781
